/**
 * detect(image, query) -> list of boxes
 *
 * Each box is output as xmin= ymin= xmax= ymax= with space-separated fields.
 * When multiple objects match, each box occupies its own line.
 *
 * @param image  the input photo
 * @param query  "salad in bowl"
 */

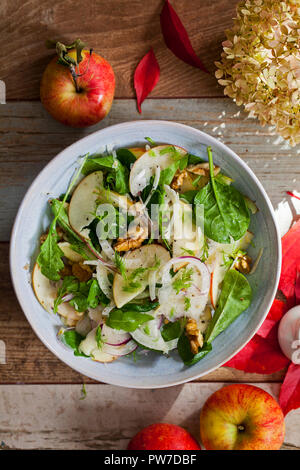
xmin=32 ymin=138 xmax=259 ymax=367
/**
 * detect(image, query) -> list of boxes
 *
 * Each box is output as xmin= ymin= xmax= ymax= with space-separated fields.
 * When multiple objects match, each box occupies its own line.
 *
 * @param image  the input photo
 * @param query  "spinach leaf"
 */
xmin=87 ymin=278 xmax=110 ymax=308
xmin=187 ymin=153 xmax=205 ymax=165
xmin=179 ymin=190 xmax=198 ymax=204
xmin=51 ymin=199 xmax=91 ymax=260
xmin=205 ymin=269 xmax=252 ymax=343
xmin=37 ymin=220 xmax=65 ymax=281
xmin=61 ymin=329 xmax=88 ymax=357
xmin=161 ymin=319 xmax=185 ymax=342
xmin=106 ymin=309 xmax=154 ymax=332
xmin=124 ymin=301 xmax=159 ymax=312
xmin=194 ymin=147 xmax=250 ymax=243
xmin=81 ymin=154 xmax=129 ymax=194
xmin=116 ymin=148 xmax=137 ymax=170
xmin=177 ymin=334 xmax=212 ymax=366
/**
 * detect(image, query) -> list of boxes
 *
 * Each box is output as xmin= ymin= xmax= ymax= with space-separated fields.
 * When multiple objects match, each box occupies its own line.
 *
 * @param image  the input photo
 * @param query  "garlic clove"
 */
xmin=278 ymin=306 xmax=300 ymax=364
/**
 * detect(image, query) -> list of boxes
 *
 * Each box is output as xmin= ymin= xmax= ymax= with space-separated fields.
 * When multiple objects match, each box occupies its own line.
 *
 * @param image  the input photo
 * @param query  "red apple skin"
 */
xmin=40 ymin=49 xmax=115 ymax=127
xmin=127 ymin=423 xmax=201 ymax=450
xmin=200 ymin=384 xmax=285 ymax=450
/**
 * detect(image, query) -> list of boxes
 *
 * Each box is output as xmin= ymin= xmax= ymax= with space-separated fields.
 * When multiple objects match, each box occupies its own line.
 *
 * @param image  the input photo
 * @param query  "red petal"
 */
xmin=160 ymin=0 xmax=209 ymax=73
xmin=286 ymin=191 xmax=300 ymax=201
xmin=224 ymin=333 xmax=289 ymax=374
xmin=279 ymin=219 xmax=300 ymax=304
xmin=295 ymin=270 xmax=300 ymax=304
xmin=279 ymin=362 xmax=300 ymax=415
xmin=134 ymin=49 xmax=160 ymax=113
xmin=256 ymin=299 xmax=288 ymax=339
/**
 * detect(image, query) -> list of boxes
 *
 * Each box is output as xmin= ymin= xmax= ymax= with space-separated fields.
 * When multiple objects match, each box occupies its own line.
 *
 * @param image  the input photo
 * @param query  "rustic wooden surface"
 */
xmin=0 ymin=383 xmax=299 ymax=450
xmin=0 ymin=0 xmax=235 ymax=100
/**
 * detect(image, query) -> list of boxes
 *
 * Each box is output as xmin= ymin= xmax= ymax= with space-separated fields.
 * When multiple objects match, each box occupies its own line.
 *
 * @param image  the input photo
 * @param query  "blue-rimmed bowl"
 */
xmin=10 ymin=121 xmax=281 ymax=388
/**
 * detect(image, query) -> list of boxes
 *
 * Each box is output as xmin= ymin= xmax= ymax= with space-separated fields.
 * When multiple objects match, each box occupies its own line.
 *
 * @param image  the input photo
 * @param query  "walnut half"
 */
xmin=233 ymin=254 xmax=252 ymax=274
xmin=185 ymin=318 xmax=204 ymax=355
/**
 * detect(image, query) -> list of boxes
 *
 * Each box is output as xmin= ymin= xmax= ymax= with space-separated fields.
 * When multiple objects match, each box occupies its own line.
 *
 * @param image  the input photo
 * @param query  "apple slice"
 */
xmin=78 ymin=328 xmax=117 ymax=363
xmin=129 ymin=144 xmax=187 ymax=196
xmin=96 ymin=187 xmax=133 ymax=211
xmin=58 ymin=242 xmax=86 ymax=263
xmin=128 ymin=147 xmax=145 ymax=159
xmin=113 ymin=244 xmax=171 ymax=308
xmin=32 ymin=263 xmax=82 ymax=325
xmin=69 ymin=171 xmax=103 ymax=239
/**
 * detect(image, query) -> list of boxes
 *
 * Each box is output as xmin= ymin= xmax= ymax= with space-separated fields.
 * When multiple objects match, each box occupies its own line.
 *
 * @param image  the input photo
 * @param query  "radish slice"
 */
xmin=102 ymin=340 xmax=137 ymax=356
xmin=161 ymin=256 xmax=210 ymax=289
xmin=158 ymin=257 xmax=210 ymax=321
xmin=131 ymin=317 xmax=177 ymax=353
xmin=61 ymin=293 xmax=74 ymax=303
xmin=101 ymin=323 xmax=131 ymax=346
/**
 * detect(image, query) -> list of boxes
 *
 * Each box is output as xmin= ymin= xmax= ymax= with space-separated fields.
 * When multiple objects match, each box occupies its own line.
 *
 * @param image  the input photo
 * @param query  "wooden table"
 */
xmin=0 ymin=0 xmax=299 ymax=450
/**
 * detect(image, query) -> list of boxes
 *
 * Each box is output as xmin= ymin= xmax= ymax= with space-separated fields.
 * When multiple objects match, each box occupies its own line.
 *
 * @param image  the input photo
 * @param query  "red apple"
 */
xmin=200 ymin=384 xmax=285 ymax=450
xmin=40 ymin=41 xmax=115 ymax=127
xmin=127 ymin=423 xmax=201 ymax=450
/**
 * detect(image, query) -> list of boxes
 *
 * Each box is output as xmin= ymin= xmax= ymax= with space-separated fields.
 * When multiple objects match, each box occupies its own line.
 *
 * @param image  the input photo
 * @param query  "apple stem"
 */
xmin=69 ymin=49 xmax=93 ymax=93
xmin=237 ymin=425 xmax=245 ymax=432
xmin=69 ymin=64 xmax=80 ymax=93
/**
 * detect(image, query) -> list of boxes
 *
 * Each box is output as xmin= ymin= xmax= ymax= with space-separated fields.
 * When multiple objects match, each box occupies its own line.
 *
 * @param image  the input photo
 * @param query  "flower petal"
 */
xmin=160 ymin=0 xmax=209 ymax=73
xmin=279 ymin=362 xmax=300 ymax=416
xmin=224 ymin=333 xmax=289 ymax=374
xmin=134 ymin=48 xmax=160 ymax=114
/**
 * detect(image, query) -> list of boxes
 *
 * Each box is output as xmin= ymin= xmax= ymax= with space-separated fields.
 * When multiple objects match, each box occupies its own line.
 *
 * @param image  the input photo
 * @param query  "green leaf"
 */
xmin=172 ymin=267 xmax=193 ymax=294
xmin=161 ymin=319 xmax=185 ymax=342
xmin=124 ymin=301 xmax=159 ymax=312
xmin=61 ymin=329 xmax=88 ymax=357
xmin=81 ymin=154 xmax=129 ymax=194
xmin=179 ymin=190 xmax=198 ymax=204
xmin=53 ymin=276 xmax=79 ymax=313
xmin=37 ymin=220 xmax=64 ymax=281
xmin=106 ymin=309 xmax=154 ymax=332
xmin=205 ymin=269 xmax=252 ymax=343
xmin=87 ymin=278 xmax=110 ymax=308
xmin=194 ymin=147 xmax=250 ymax=243
xmin=96 ymin=325 xmax=103 ymax=349
xmin=145 ymin=137 xmax=156 ymax=146
xmin=37 ymin=155 xmax=88 ymax=280
xmin=177 ymin=334 xmax=212 ymax=366
xmin=116 ymin=148 xmax=137 ymax=170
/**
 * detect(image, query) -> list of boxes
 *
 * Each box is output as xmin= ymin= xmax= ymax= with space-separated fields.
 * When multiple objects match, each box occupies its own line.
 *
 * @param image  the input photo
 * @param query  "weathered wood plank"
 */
xmin=0 ymin=240 xmax=287 ymax=383
xmin=0 ymin=383 xmax=298 ymax=449
xmin=1 ymin=99 xmax=300 ymax=241
xmin=0 ymin=0 xmax=236 ymax=100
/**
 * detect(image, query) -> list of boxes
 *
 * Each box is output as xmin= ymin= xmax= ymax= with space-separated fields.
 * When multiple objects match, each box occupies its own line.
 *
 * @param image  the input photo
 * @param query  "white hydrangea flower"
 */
xmin=215 ymin=0 xmax=300 ymax=147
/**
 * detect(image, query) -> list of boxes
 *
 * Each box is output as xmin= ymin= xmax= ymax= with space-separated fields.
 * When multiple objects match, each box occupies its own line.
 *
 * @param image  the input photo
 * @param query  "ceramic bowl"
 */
xmin=10 ymin=120 xmax=281 ymax=388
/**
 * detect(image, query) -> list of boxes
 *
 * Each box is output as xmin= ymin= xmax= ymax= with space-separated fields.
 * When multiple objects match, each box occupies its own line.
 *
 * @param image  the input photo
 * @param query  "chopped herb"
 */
xmin=80 ymin=383 xmax=87 ymax=400
xmin=172 ymin=267 xmax=193 ymax=294
xmin=96 ymin=325 xmax=103 ymax=350
xmin=145 ymin=137 xmax=156 ymax=146
xmin=184 ymin=297 xmax=191 ymax=311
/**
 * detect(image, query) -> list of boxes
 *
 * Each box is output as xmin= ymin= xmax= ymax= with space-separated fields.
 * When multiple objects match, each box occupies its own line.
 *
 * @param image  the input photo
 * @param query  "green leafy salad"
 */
xmin=33 ymin=140 xmax=258 ymax=366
